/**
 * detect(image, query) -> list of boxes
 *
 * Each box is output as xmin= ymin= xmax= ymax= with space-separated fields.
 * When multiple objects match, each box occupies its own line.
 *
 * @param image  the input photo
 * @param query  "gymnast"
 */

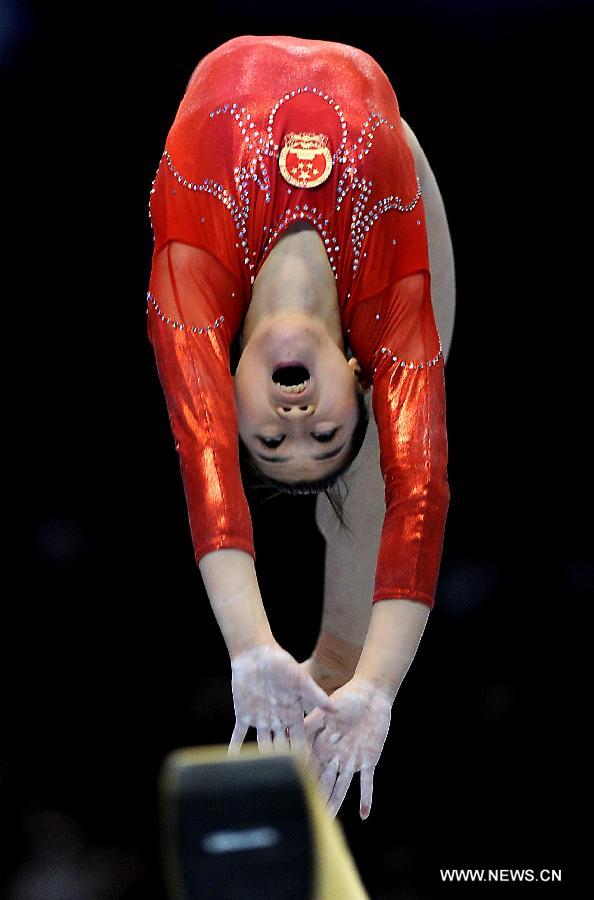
xmin=146 ymin=34 xmax=455 ymax=820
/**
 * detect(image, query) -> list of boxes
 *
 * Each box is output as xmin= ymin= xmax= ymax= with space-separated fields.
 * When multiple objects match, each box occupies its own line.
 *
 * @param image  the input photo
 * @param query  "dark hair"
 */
xmin=238 ymin=387 xmax=370 ymax=535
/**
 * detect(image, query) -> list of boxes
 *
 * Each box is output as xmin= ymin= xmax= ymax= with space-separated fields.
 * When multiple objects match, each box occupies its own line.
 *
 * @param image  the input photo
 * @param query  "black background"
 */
xmin=4 ymin=1 xmax=590 ymax=896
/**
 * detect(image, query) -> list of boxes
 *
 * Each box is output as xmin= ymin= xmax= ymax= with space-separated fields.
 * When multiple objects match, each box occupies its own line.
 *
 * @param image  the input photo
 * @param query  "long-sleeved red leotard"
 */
xmin=146 ymin=35 xmax=450 ymax=608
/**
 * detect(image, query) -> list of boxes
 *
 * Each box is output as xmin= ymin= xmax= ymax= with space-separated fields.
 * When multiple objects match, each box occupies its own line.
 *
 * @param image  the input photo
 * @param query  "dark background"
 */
xmin=4 ymin=1 xmax=590 ymax=896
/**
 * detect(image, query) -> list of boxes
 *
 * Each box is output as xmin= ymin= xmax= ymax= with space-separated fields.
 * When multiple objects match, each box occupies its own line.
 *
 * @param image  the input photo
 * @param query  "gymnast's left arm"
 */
xmin=304 ymin=270 xmax=450 ymax=819
xmin=304 ymin=120 xmax=454 ymax=695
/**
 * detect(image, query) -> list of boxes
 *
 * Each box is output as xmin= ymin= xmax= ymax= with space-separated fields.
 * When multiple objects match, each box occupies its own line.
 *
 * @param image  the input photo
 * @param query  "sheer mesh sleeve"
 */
xmin=146 ymin=240 xmax=255 ymax=564
xmin=370 ymin=271 xmax=450 ymax=607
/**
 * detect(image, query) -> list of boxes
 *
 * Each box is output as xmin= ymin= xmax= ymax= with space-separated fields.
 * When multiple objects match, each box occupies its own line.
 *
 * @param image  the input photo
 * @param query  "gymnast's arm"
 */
xmin=147 ymin=277 xmax=274 ymax=658
xmin=147 ymin=238 xmax=336 ymax=746
xmin=199 ymin=550 xmax=275 ymax=656
xmin=401 ymin=117 xmax=456 ymax=359
xmin=308 ymin=120 xmax=454 ymax=690
xmin=303 ymin=269 xmax=449 ymax=819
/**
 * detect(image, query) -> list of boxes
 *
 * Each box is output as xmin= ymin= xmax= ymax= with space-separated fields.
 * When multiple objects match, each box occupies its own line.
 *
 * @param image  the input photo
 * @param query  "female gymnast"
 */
xmin=146 ymin=35 xmax=455 ymax=820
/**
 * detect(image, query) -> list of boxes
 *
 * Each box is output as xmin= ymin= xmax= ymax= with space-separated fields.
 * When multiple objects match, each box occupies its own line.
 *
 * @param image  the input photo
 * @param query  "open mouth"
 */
xmin=272 ymin=364 xmax=311 ymax=394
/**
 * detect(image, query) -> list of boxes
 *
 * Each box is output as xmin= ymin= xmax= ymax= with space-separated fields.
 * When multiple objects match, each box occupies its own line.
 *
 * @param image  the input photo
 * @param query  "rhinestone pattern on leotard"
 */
xmin=147 ymin=86 xmax=431 ymax=370
xmin=148 ymin=86 xmax=422 ymax=278
xmin=146 ymin=291 xmax=225 ymax=334
xmin=372 ymin=343 xmax=444 ymax=373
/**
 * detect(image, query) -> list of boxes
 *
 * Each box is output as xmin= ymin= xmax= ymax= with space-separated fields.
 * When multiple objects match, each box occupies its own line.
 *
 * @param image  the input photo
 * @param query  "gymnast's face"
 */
xmin=234 ymin=313 xmax=364 ymax=483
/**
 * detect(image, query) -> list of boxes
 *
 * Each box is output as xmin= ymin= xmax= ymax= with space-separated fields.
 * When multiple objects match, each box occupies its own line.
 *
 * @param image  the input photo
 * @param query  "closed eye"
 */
xmin=256 ymin=427 xmax=339 ymax=450
xmin=258 ymin=436 xmax=284 ymax=450
xmin=313 ymin=429 xmax=339 ymax=444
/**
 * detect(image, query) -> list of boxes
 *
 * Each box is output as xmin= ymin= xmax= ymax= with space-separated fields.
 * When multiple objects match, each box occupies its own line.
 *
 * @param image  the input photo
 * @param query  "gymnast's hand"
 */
xmin=229 ymin=642 xmax=338 ymax=757
xmin=303 ymin=677 xmax=392 ymax=820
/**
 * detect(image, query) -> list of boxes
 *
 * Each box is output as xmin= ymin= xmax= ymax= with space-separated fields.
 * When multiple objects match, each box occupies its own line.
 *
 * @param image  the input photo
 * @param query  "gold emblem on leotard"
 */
xmin=278 ymin=133 xmax=333 ymax=188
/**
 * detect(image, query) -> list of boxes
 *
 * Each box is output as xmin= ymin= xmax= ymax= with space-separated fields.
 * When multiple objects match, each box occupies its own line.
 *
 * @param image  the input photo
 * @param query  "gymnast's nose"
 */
xmin=276 ymin=403 xmax=316 ymax=418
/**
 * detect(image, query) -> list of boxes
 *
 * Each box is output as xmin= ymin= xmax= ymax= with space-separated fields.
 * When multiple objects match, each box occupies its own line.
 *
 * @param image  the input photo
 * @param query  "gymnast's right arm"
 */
xmin=146 ymin=225 xmax=336 ymax=751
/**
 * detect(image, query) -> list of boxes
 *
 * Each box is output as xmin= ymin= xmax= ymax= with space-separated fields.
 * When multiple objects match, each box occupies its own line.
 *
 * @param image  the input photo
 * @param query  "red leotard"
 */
xmin=146 ymin=35 xmax=450 ymax=607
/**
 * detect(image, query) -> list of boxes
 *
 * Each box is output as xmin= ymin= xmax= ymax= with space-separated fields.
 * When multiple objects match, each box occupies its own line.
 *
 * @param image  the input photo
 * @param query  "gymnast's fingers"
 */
xmin=271 ymin=716 xmax=290 ymax=753
xmin=286 ymin=715 xmax=307 ymax=756
xmin=303 ymin=708 xmax=326 ymax=745
xmin=318 ymin=755 xmax=340 ymax=804
xmin=300 ymin=674 xmax=337 ymax=715
xmin=359 ymin=766 xmax=374 ymax=819
xmin=327 ymin=758 xmax=356 ymax=819
xmin=256 ymin=723 xmax=274 ymax=754
xmin=228 ymin=720 xmax=249 ymax=756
